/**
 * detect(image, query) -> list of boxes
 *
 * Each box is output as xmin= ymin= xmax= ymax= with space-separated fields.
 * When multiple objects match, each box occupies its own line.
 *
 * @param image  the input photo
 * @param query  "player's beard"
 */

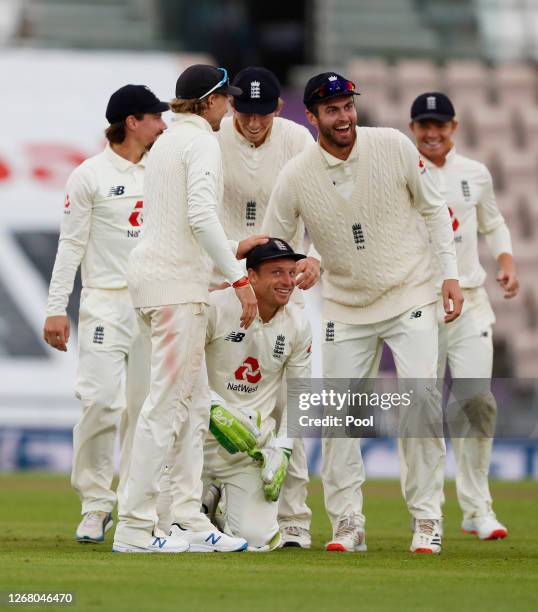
xmin=318 ymin=119 xmax=356 ymax=149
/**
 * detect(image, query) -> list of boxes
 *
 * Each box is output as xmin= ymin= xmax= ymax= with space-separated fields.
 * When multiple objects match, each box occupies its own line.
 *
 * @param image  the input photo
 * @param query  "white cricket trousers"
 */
xmin=438 ymin=287 xmax=496 ymax=519
xmin=321 ymin=303 xmax=446 ymax=531
xmin=273 ymin=384 xmax=312 ymax=531
xmin=115 ymin=303 xmax=212 ymax=547
xmin=71 ymin=288 xmax=149 ymax=515
xmin=157 ymin=372 xmax=279 ymax=549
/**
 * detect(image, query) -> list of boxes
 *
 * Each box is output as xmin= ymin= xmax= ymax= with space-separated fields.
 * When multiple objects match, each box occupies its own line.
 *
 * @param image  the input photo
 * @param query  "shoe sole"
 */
xmin=282 ymin=541 xmax=311 ymax=549
xmin=76 ymin=519 xmax=113 ymax=544
xmin=482 ymin=529 xmax=508 ymax=540
xmin=462 ymin=528 xmax=508 ymax=540
xmin=112 ymin=543 xmax=189 ymax=553
xmin=187 ymin=542 xmax=248 ymax=553
xmin=413 ymin=548 xmax=437 ymax=554
xmin=326 ymin=543 xmax=349 ymax=552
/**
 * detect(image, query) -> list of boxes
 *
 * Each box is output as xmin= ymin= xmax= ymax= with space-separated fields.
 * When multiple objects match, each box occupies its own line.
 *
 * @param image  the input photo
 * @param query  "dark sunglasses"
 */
xmin=309 ymin=78 xmax=357 ymax=101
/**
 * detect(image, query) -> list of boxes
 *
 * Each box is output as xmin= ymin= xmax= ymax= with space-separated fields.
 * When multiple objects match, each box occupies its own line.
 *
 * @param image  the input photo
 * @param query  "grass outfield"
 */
xmin=0 ymin=474 xmax=537 ymax=612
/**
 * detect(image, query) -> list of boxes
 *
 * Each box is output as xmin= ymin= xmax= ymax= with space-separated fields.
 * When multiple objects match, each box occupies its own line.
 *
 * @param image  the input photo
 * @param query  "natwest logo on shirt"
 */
xmin=129 ymin=200 xmax=143 ymax=227
xmin=234 ymin=356 xmax=262 ymax=384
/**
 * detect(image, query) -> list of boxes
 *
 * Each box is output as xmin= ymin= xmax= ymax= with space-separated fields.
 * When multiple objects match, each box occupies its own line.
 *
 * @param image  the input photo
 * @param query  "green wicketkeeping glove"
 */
xmin=209 ymin=403 xmax=261 ymax=455
xmin=250 ymin=443 xmax=291 ymax=502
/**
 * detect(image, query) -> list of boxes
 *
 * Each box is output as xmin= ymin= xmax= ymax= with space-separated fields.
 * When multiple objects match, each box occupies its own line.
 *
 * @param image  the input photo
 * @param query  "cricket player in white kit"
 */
xmin=409 ymin=92 xmax=519 ymax=540
xmin=43 ymin=85 xmax=169 ymax=543
xmin=263 ymin=72 xmax=464 ymax=554
xmin=113 ymin=65 xmax=262 ymax=553
xmin=158 ymin=239 xmax=312 ymax=551
xmin=215 ymin=66 xmax=318 ymax=548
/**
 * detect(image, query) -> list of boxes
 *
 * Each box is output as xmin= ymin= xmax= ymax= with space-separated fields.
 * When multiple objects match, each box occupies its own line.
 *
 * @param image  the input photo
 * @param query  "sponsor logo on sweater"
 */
xmin=63 ymin=193 xmax=70 ymax=215
xmin=108 ymin=185 xmax=125 ymax=197
xmin=325 ymin=321 xmax=335 ymax=342
xmin=234 ymin=356 xmax=262 ymax=384
xmin=127 ymin=200 xmax=143 ymax=237
xmin=448 ymin=206 xmax=460 ymax=232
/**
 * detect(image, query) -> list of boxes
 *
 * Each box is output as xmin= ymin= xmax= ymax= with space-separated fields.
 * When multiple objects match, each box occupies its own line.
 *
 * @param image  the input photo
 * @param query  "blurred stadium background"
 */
xmin=0 ymin=0 xmax=536 ymax=477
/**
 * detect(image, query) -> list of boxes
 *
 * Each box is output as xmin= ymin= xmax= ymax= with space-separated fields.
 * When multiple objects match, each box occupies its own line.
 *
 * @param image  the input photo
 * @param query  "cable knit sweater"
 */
xmin=127 ymin=114 xmax=244 ymax=308
xmin=263 ymin=127 xmax=458 ymax=324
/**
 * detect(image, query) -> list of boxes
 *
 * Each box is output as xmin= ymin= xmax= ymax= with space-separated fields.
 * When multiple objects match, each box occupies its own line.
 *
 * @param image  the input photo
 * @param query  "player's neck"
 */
xmin=111 ymin=139 xmax=146 ymax=164
xmin=257 ymin=302 xmax=279 ymax=323
xmin=319 ymin=132 xmax=356 ymax=161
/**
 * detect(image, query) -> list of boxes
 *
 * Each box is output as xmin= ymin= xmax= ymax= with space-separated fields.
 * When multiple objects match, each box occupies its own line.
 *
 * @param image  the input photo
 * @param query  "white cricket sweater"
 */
xmin=263 ymin=127 xmax=458 ymax=325
xmin=46 ymin=145 xmax=145 ymax=316
xmin=217 ymin=116 xmax=313 ymax=246
xmin=423 ymin=147 xmax=513 ymax=289
xmin=205 ymin=287 xmax=312 ymax=442
xmin=127 ymin=114 xmax=245 ymax=308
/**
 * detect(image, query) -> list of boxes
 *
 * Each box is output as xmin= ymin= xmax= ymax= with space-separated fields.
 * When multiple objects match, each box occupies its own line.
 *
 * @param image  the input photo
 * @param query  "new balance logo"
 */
xmin=205 ymin=532 xmax=222 ymax=545
xmin=246 ymin=201 xmax=256 ymax=227
xmin=107 ymin=185 xmax=125 ymax=196
xmin=461 ymin=180 xmax=471 ymax=200
xmin=225 ymin=331 xmax=245 ymax=343
xmin=93 ymin=326 xmax=104 ymax=344
xmin=352 ymin=223 xmax=365 ymax=250
xmin=410 ymin=310 xmax=422 ymax=319
xmin=273 ymin=334 xmax=285 ymax=358
xmin=326 ymin=321 xmax=335 ymax=342
xmin=152 ymin=537 xmax=167 ymax=549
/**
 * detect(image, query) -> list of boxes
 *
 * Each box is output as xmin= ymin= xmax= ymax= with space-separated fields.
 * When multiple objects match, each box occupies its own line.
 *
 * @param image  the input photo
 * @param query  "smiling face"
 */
xmin=233 ymin=110 xmax=276 ymax=147
xmin=306 ymin=95 xmax=357 ymax=157
xmin=409 ymin=118 xmax=458 ymax=167
xmin=127 ymin=113 xmax=167 ymax=150
xmin=248 ymin=258 xmax=298 ymax=312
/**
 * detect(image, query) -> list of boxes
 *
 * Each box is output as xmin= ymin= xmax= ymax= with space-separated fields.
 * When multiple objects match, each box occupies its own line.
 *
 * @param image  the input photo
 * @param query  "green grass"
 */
xmin=0 ymin=474 xmax=537 ymax=612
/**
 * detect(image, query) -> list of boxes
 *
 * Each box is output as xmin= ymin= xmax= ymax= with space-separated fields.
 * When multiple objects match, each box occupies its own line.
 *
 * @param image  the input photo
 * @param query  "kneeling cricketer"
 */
xmin=158 ymin=239 xmax=312 ymax=551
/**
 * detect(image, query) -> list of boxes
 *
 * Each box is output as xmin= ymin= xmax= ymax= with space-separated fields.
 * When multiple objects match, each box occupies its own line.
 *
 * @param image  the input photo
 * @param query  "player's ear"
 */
xmin=305 ymin=109 xmax=317 ymax=128
xmin=124 ymin=115 xmax=137 ymax=131
xmin=451 ymin=119 xmax=459 ymax=133
xmin=247 ymin=267 xmax=257 ymax=286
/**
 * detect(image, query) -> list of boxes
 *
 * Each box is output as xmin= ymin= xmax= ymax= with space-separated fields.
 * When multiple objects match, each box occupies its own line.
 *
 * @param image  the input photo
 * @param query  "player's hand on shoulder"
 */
xmin=295 ymin=256 xmax=320 ymax=290
xmin=233 ymin=281 xmax=258 ymax=329
xmin=442 ymin=279 xmax=464 ymax=323
xmin=43 ymin=315 xmax=70 ymax=352
xmin=236 ymin=235 xmax=269 ymax=260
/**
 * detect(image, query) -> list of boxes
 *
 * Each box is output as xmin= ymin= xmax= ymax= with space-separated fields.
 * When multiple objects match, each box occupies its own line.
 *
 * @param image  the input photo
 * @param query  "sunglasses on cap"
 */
xmin=310 ymin=78 xmax=357 ymax=102
xmin=199 ymin=67 xmax=229 ymax=99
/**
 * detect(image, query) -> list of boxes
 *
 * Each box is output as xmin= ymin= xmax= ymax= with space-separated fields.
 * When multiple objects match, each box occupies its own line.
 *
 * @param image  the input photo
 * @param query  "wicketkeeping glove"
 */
xmin=249 ymin=442 xmax=291 ymax=502
xmin=209 ymin=403 xmax=261 ymax=455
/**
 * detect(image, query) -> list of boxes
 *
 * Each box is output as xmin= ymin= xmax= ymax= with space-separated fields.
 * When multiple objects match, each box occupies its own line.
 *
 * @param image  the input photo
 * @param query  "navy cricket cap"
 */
xmin=410 ymin=92 xmax=456 ymax=122
xmin=106 ymin=84 xmax=169 ymax=124
xmin=246 ymin=238 xmax=306 ymax=270
xmin=175 ymin=64 xmax=242 ymax=100
xmin=231 ymin=67 xmax=281 ymax=115
xmin=303 ymin=72 xmax=360 ymax=106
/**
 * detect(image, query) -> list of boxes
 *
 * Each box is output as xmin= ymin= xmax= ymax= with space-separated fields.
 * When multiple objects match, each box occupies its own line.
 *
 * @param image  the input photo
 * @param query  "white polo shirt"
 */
xmin=46 ymin=145 xmax=145 ymax=316
xmin=205 ymin=287 xmax=312 ymax=437
xmin=423 ymin=147 xmax=513 ymax=289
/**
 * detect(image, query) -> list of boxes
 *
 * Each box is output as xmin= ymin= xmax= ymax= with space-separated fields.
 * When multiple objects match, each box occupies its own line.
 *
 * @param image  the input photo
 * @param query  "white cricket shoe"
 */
xmin=326 ymin=516 xmax=367 ymax=552
xmin=112 ymin=531 xmax=190 ymax=553
xmin=280 ymin=525 xmax=312 ymax=549
xmin=76 ymin=511 xmax=113 ymax=543
xmin=170 ymin=524 xmax=247 ymax=552
xmin=462 ymin=515 xmax=508 ymax=540
xmin=410 ymin=519 xmax=442 ymax=554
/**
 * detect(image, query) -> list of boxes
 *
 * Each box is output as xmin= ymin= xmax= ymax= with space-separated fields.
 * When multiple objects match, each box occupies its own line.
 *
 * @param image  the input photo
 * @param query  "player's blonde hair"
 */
xmin=170 ymin=97 xmax=210 ymax=115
